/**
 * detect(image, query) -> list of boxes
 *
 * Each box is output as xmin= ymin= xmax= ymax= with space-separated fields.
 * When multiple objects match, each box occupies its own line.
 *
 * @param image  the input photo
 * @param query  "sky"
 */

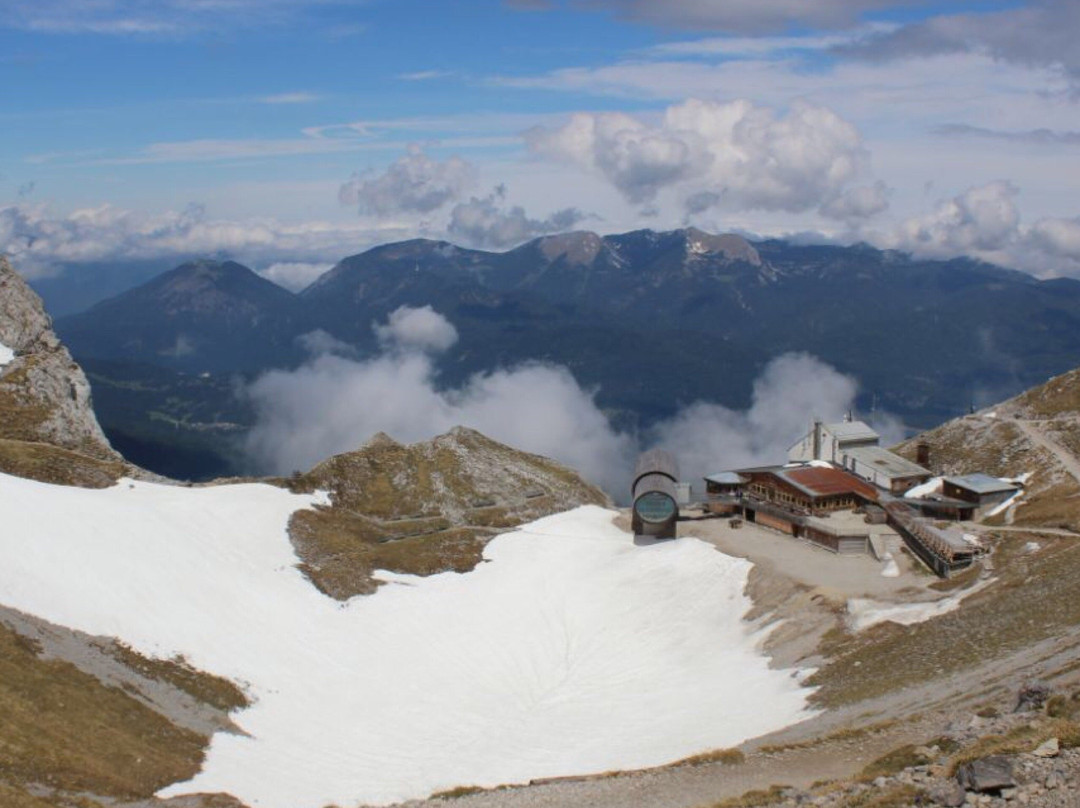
xmin=2 ymin=0 xmax=1079 ymax=286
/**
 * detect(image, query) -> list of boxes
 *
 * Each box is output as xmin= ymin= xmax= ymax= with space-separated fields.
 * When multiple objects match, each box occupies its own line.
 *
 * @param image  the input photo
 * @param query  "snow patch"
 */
xmin=879 ymin=553 xmax=900 ymax=578
xmin=847 ymin=579 xmax=993 ymax=631
xmin=986 ymin=490 xmax=1024 ymax=518
xmin=905 ymin=476 xmax=943 ymax=499
xmin=1025 ymin=541 xmax=1041 ymax=553
xmin=0 ymin=340 xmax=13 ymax=368
xmin=0 ymin=473 xmax=814 ymax=808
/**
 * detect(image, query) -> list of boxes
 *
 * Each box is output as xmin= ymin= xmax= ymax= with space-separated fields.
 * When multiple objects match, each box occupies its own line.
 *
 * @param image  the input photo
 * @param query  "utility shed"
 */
xmin=632 ymin=449 xmax=680 ymax=540
xmin=943 ymin=473 xmax=1019 ymax=517
xmin=841 ymin=445 xmax=932 ymax=494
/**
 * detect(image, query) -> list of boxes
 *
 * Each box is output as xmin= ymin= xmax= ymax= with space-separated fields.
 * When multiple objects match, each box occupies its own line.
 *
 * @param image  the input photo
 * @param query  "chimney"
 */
xmin=812 ymin=418 xmax=823 ymax=460
xmin=917 ymin=441 xmax=930 ymax=468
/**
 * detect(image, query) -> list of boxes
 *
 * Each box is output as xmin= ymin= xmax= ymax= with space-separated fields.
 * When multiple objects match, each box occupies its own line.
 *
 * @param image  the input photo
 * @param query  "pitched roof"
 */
xmin=704 ymin=472 xmax=750 ymax=485
xmin=776 ymin=466 xmax=879 ymax=501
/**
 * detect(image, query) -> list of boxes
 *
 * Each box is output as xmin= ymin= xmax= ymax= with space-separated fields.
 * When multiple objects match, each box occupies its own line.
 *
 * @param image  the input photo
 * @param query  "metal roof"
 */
xmin=945 ymin=473 xmax=1019 ymax=495
xmin=776 ymin=466 xmax=879 ymax=501
xmin=824 ymin=421 xmax=880 ymax=442
xmin=704 ymin=472 xmax=750 ymax=485
xmin=844 ymin=446 xmax=930 ymax=479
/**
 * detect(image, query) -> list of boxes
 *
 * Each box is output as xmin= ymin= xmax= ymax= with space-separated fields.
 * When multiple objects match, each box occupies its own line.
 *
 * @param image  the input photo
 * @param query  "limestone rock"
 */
xmin=957 ymin=756 xmax=1017 ymax=793
xmin=0 ymin=256 xmax=121 ymax=462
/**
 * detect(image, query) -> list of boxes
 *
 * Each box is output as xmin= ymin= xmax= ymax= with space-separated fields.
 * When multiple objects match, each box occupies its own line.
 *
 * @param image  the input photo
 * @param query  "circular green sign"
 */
xmin=635 ymin=491 xmax=676 ymax=524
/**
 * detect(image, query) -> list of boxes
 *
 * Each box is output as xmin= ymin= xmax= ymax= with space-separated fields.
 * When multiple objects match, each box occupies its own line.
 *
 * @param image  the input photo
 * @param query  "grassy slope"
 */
xmin=0 ymin=623 xmax=206 ymax=800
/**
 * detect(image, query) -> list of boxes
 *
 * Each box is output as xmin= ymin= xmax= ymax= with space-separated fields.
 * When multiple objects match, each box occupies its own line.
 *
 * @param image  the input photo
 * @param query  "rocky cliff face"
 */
xmin=0 ymin=256 xmax=126 ymax=484
xmin=286 ymin=426 xmax=612 ymax=599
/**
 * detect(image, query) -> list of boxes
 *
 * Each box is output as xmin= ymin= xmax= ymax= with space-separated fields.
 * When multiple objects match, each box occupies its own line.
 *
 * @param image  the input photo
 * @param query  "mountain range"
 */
xmin=51 ymin=227 xmax=1080 ymax=479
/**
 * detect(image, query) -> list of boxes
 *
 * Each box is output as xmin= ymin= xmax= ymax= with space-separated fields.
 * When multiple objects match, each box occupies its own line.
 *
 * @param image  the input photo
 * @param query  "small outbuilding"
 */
xmin=703 ymin=471 xmax=749 ymax=515
xmin=631 ymin=449 xmax=680 ymax=540
xmin=942 ymin=473 xmax=1020 ymax=517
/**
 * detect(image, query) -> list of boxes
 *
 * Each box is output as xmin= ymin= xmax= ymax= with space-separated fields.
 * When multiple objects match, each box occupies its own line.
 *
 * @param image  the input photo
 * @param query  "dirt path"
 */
xmin=1016 ymin=419 xmax=1080 ymax=485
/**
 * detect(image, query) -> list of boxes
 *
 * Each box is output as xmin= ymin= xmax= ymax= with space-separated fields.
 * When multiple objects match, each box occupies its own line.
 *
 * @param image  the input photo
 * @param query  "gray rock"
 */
xmin=0 ymin=256 xmax=120 ymax=461
xmin=929 ymin=781 xmax=967 ymax=807
xmin=957 ymin=756 xmax=1017 ymax=793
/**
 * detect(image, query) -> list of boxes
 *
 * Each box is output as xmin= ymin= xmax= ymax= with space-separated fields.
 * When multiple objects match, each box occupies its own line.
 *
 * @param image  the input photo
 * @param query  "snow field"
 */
xmin=0 ymin=340 xmax=13 ymax=367
xmin=0 ymin=473 xmax=814 ymax=808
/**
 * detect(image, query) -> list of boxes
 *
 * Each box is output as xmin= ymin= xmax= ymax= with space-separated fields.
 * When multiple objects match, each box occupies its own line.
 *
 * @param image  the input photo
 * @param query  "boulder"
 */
xmin=927 ymin=781 xmax=966 ymax=806
xmin=1015 ymin=681 xmax=1052 ymax=712
xmin=956 ymin=756 xmax=1016 ymax=793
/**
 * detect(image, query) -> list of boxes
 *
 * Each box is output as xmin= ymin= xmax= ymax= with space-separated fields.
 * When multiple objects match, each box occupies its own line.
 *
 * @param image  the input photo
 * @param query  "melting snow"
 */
xmin=879 ymin=552 xmax=900 ymax=578
xmin=0 ymin=473 xmax=814 ymax=808
xmin=905 ymin=476 xmax=943 ymax=499
xmin=847 ymin=579 xmax=993 ymax=631
xmin=0 ymin=340 xmax=13 ymax=367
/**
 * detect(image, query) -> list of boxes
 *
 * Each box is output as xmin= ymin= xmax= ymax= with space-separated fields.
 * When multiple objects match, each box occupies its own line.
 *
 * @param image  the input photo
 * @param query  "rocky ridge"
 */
xmin=0 ymin=256 xmax=134 ymax=486
xmin=285 ymin=426 xmax=612 ymax=598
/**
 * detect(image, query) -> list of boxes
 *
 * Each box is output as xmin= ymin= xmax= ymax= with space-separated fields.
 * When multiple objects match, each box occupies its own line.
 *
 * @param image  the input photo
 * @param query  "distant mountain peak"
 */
xmin=536 ymin=231 xmax=604 ymax=265
xmin=680 ymin=228 xmax=762 ymax=266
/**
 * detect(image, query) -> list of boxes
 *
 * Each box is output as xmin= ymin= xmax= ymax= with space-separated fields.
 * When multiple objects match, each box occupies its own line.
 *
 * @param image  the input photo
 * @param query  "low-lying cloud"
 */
xmin=448 ymin=185 xmax=587 ymax=248
xmin=0 ymin=201 xmax=410 ymax=279
xmin=245 ymin=306 xmax=883 ymax=498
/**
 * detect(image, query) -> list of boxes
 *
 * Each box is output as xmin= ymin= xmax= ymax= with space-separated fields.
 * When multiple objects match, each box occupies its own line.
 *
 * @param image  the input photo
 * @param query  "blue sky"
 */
xmin=2 ymin=0 xmax=1078 ymax=286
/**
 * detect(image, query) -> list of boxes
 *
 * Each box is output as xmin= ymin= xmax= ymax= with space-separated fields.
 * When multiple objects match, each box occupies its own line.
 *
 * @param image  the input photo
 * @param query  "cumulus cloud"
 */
xmin=820 ymin=181 xmax=890 ymax=222
xmin=245 ymin=307 xmax=876 ymax=498
xmin=374 ymin=305 xmax=459 ymax=353
xmin=339 ymin=146 xmax=475 ymax=217
xmin=873 ymin=181 xmax=1080 ymax=277
xmin=0 ymin=202 xmax=409 ymax=279
xmin=448 ymin=186 xmax=587 ymax=248
xmin=526 ymin=99 xmax=874 ymax=216
xmin=892 ymin=181 xmax=1021 ymax=255
xmin=516 ymin=0 xmax=922 ymax=35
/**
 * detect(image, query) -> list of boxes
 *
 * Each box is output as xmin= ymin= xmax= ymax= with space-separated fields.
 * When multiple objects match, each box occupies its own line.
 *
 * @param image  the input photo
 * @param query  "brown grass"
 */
xmin=672 ymin=747 xmax=746 ymax=767
xmin=103 ymin=642 xmax=248 ymax=713
xmin=808 ymin=533 xmax=1080 ymax=707
xmin=0 ymin=622 xmax=207 ymax=799
xmin=711 ymin=785 xmax=792 ymax=807
xmin=0 ymin=439 xmax=126 ymax=488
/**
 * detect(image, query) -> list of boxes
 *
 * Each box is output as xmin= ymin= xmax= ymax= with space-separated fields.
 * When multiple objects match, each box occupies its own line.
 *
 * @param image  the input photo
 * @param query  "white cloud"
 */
xmin=650 ymin=353 xmax=863 ymax=487
xmin=374 ymin=305 xmax=460 ymax=353
xmin=245 ymin=306 xmax=873 ymax=497
xmin=448 ymin=186 xmax=587 ymax=248
xmin=526 ymin=99 xmax=874 ymax=216
xmin=891 ymin=180 xmax=1021 ymax=255
xmin=339 ymin=146 xmax=475 ymax=217
xmin=524 ymin=0 xmax=923 ymax=35
xmin=0 ymin=202 xmax=410 ymax=279
xmin=866 ymin=181 xmax=1080 ymax=277
xmin=244 ymin=309 xmax=635 ymax=488
xmin=820 ymin=181 xmax=890 ymax=222
xmin=257 ymin=262 xmax=333 ymax=292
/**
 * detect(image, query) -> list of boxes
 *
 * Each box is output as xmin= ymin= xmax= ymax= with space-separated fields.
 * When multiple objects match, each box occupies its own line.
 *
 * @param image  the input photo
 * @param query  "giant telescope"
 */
xmin=630 ymin=448 xmax=680 ymax=540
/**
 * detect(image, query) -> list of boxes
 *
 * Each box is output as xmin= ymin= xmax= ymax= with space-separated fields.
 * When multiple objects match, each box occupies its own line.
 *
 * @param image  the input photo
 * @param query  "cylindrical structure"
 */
xmin=631 ymin=449 xmax=680 ymax=539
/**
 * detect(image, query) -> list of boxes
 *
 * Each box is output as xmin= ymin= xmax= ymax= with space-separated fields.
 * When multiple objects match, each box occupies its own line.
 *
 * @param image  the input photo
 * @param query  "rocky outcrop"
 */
xmin=0 ymin=256 xmax=125 ymax=478
xmin=286 ymin=426 xmax=612 ymax=599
